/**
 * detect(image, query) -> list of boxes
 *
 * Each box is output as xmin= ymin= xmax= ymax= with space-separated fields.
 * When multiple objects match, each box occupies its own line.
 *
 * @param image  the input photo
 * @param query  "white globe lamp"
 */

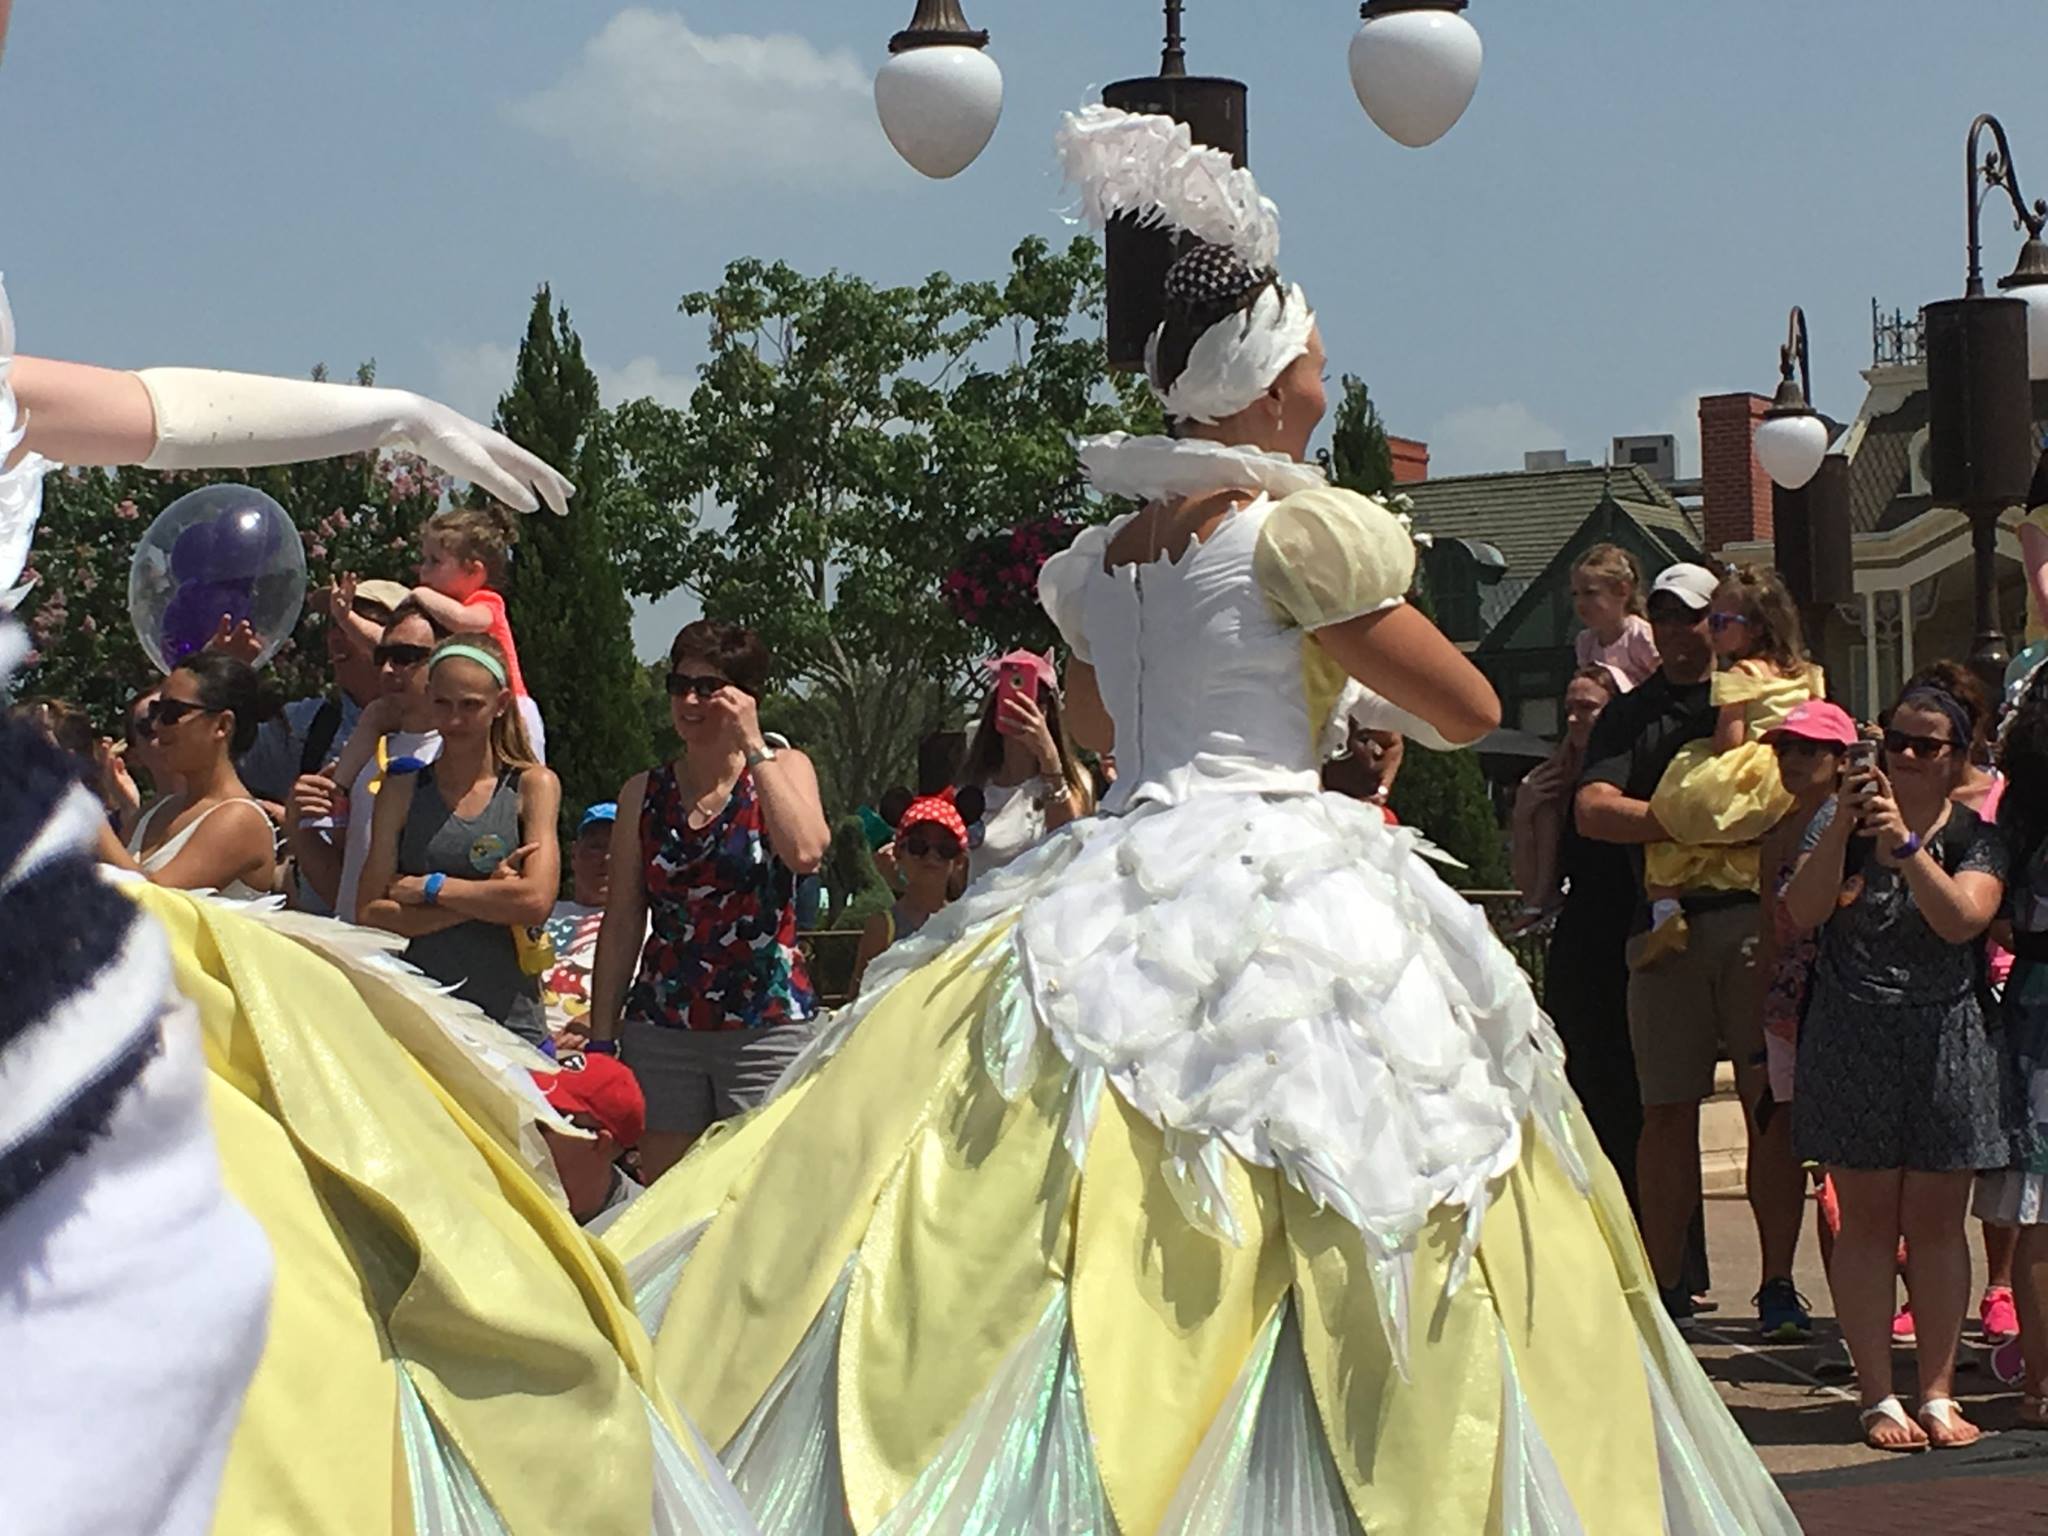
xmin=1996 ymin=234 xmax=2048 ymax=381
xmin=1349 ymin=0 xmax=1483 ymax=149
xmin=876 ymin=1 xmax=1003 ymax=180
xmin=1755 ymin=409 xmax=1830 ymax=492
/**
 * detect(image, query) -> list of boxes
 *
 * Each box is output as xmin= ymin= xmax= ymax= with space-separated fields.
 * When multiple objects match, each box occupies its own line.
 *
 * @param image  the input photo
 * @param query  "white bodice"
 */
xmin=1064 ymin=501 xmax=1326 ymax=810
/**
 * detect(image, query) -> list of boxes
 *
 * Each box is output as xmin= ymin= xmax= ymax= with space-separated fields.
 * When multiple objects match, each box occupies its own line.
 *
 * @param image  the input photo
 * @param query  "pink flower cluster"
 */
xmin=943 ymin=516 xmax=1079 ymax=628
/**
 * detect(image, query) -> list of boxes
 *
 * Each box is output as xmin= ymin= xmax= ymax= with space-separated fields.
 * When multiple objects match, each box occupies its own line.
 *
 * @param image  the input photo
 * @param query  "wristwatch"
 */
xmin=423 ymin=870 xmax=447 ymax=906
xmin=584 ymin=1039 xmax=619 ymax=1057
xmin=744 ymin=741 xmax=779 ymax=769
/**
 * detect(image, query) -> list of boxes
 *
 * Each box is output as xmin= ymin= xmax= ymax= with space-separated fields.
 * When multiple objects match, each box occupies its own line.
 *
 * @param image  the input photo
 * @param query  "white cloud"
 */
xmin=435 ymin=341 xmax=697 ymax=421
xmin=1424 ymin=402 xmax=1568 ymax=477
xmin=508 ymin=8 xmax=893 ymax=197
xmin=594 ymin=355 xmax=696 ymax=411
xmin=432 ymin=341 xmax=518 ymax=425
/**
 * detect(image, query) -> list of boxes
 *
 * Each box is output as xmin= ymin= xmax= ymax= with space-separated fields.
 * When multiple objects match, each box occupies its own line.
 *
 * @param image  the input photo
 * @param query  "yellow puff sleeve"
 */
xmin=1710 ymin=665 xmax=1770 ymax=706
xmin=1252 ymin=486 xmax=1418 ymax=631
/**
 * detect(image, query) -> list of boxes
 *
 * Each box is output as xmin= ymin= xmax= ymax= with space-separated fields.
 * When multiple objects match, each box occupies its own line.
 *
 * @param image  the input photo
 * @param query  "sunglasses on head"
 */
xmin=666 ymin=672 xmax=733 ymax=701
xmin=145 ymin=697 xmax=218 ymax=731
xmin=1707 ymin=612 xmax=1750 ymax=632
xmin=1882 ymin=728 xmax=1954 ymax=760
xmin=901 ymin=830 xmax=961 ymax=861
xmin=374 ymin=641 xmax=434 ymax=669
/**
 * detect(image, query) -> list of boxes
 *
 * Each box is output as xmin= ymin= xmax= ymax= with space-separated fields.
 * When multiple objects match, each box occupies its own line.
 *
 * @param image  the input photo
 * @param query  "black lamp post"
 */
xmin=1759 ymin=309 xmax=1853 ymax=677
xmin=1101 ymin=3 xmax=1250 ymax=370
xmin=1925 ymin=114 xmax=2046 ymax=692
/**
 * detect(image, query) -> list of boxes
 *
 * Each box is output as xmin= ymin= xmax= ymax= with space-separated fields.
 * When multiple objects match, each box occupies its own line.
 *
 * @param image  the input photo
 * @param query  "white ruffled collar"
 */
xmin=1077 ymin=433 xmax=1326 ymax=503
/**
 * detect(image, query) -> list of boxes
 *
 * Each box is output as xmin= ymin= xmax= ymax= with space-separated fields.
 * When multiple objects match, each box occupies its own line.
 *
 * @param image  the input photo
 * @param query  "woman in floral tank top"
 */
xmin=586 ymin=621 xmax=832 ymax=1178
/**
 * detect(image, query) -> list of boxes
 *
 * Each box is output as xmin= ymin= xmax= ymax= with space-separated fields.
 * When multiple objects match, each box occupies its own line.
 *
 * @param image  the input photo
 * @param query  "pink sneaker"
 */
xmin=1980 ymin=1287 xmax=2020 ymax=1345
xmin=1891 ymin=1306 xmax=1916 ymax=1345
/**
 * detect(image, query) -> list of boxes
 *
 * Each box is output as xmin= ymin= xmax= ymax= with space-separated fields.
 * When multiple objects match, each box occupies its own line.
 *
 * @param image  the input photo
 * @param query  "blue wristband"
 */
xmin=423 ymin=871 xmax=446 ymax=906
xmin=1896 ymin=833 xmax=1922 ymax=860
xmin=584 ymin=1039 xmax=619 ymax=1057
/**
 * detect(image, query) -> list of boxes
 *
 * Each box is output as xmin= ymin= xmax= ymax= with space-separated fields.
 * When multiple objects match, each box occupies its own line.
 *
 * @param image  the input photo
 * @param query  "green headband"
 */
xmin=431 ymin=643 xmax=509 ymax=687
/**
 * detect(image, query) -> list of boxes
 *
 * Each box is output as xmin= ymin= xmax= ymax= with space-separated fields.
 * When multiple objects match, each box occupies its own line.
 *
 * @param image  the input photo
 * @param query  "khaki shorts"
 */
xmin=1626 ymin=901 xmax=1764 ymax=1107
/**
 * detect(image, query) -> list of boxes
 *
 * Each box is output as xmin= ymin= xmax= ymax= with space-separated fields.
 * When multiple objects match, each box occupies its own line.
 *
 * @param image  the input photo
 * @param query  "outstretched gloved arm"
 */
xmin=9 ymin=357 xmax=571 ymax=513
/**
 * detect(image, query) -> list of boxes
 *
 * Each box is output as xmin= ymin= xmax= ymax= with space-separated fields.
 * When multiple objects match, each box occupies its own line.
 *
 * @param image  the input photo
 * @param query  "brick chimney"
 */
xmin=1698 ymin=393 xmax=1773 ymax=552
xmin=1388 ymin=434 xmax=1430 ymax=484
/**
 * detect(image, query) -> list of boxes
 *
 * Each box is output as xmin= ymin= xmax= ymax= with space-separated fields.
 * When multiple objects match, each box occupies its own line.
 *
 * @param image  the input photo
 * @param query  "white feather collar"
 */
xmin=1077 ymin=433 xmax=1327 ymax=503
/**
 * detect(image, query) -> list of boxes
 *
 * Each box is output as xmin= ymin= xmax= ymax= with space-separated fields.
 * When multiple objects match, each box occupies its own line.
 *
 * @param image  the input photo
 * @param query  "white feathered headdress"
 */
xmin=1055 ymin=104 xmax=1282 ymax=272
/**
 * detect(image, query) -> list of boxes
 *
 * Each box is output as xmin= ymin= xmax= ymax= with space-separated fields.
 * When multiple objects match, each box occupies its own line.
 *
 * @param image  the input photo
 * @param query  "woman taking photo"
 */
xmin=1786 ymin=679 xmax=2012 ymax=1451
xmin=97 ymin=653 xmax=278 ymax=899
xmin=956 ymin=650 xmax=1093 ymax=883
xmin=586 ymin=620 xmax=830 ymax=1179
xmin=357 ymin=636 xmax=559 ymax=1046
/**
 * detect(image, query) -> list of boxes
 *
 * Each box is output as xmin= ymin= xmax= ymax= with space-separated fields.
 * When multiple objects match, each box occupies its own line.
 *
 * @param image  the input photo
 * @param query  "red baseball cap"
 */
xmin=898 ymin=793 xmax=967 ymax=845
xmin=532 ymin=1052 xmax=646 ymax=1148
xmin=1763 ymin=699 xmax=1859 ymax=749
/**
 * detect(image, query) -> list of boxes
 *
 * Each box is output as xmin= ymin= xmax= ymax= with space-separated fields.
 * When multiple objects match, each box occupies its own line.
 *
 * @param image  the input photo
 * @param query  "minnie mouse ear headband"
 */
xmin=986 ymin=649 xmax=1058 ymax=694
xmin=1056 ymin=105 xmax=1314 ymax=426
xmin=897 ymin=792 xmax=968 ymax=846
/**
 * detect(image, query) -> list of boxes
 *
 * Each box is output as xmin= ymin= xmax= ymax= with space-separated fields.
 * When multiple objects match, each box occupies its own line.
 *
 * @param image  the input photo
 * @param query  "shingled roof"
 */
xmin=1403 ymin=463 xmax=1697 ymax=580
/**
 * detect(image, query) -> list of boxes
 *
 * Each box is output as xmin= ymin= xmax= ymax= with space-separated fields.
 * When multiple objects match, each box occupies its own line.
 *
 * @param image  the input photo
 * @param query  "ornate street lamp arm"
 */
xmin=1781 ymin=305 xmax=1812 ymax=409
xmin=1161 ymin=0 xmax=1186 ymax=77
xmin=1965 ymin=113 xmax=2048 ymax=297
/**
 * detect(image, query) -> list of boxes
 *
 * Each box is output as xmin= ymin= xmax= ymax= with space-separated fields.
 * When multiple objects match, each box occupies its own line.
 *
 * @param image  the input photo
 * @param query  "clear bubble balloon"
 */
xmin=127 ymin=484 xmax=306 ymax=674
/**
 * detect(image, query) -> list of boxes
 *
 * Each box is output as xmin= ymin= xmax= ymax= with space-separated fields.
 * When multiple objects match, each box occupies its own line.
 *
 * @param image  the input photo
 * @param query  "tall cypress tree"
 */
xmin=493 ymin=285 xmax=652 ymax=814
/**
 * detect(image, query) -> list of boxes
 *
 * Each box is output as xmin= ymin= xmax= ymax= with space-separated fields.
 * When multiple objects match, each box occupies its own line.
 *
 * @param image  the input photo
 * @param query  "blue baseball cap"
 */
xmin=578 ymin=802 xmax=619 ymax=834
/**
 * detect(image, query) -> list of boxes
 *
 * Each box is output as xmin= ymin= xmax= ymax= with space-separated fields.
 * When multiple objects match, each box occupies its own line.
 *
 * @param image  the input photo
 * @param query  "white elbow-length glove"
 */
xmin=136 ymin=368 xmax=573 ymax=514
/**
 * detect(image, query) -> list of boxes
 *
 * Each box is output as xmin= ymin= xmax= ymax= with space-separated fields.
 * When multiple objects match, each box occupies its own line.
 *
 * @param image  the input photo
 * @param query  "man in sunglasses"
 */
xmin=236 ymin=577 xmax=412 ymax=808
xmin=1574 ymin=562 xmax=1809 ymax=1338
xmin=284 ymin=602 xmax=443 ymax=918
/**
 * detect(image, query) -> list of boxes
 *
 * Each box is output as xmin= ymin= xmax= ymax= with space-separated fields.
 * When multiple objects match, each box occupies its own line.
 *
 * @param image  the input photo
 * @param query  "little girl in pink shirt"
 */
xmin=1571 ymin=543 xmax=1659 ymax=692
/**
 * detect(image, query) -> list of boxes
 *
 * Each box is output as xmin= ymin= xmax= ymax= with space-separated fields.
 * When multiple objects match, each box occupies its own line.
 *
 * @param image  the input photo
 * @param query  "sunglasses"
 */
xmin=1882 ymin=728 xmax=1954 ymax=760
xmin=145 ymin=697 xmax=219 ymax=731
xmin=900 ymin=830 xmax=961 ymax=862
xmin=1707 ymin=612 xmax=1750 ymax=633
xmin=374 ymin=641 xmax=434 ymax=669
xmin=666 ymin=672 xmax=734 ymax=701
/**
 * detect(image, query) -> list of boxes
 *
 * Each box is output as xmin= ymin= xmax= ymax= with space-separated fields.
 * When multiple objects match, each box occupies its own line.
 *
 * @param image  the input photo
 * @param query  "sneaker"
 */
xmin=1990 ymin=1336 xmax=2027 ymax=1387
xmin=1980 ymin=1286 xmax=2020 ymax=1345
xmin=1660 ymin=1283 xmax=1698 ymax=1325
xmin=1755 ymin=1278 xmax=1814 ymax=1342
xmin=1891 ymin=1305 xmax=1916 ymax=1345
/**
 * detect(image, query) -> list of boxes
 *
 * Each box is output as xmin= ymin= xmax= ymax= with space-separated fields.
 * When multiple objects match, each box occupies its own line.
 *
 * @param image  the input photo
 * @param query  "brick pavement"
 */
xmin=1785 ymin=1465 xmax=2048 ymax=1533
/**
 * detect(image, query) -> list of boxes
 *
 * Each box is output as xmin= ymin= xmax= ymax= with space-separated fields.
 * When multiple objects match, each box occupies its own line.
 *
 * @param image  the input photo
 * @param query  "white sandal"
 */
xmin=1859 ymin=1395 xmax=1927 ymax=1452
xmin=1915 ymin=1396 xmax=1981 ymax=1448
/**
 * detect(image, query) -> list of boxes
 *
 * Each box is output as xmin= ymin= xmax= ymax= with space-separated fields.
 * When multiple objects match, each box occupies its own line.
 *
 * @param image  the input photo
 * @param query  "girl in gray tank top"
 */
xmin=399 ymin=767 xmax=545 ymax=1043
xmin=355 ymin=637 xmax=563 ymax=1049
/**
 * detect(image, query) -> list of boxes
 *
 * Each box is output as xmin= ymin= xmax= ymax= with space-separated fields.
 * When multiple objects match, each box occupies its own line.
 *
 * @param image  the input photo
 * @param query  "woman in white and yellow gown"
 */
xmin=603 ymin=109 xmax=1800 ymax=1536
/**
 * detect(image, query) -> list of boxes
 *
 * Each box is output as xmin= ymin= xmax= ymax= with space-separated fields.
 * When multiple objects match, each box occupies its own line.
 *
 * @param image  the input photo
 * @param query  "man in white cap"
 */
xmin=1574 ymin=561 xmax=1810 ymax=1339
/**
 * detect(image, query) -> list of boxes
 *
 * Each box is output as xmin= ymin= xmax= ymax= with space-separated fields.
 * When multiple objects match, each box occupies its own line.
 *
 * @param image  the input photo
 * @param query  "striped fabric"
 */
xmin=0 ymin=674 xmax=164 ymax=1216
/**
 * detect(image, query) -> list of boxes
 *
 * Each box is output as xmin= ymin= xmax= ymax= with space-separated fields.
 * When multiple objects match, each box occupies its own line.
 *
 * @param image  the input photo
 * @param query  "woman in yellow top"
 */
xmin=1639 ymin=564 xmax=1826 ymax=964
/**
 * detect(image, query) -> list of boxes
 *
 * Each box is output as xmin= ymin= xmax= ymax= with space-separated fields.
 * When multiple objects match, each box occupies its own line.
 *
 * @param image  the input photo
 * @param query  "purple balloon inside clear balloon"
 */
xmin=127 ymin=485 xmax=307 ymax=674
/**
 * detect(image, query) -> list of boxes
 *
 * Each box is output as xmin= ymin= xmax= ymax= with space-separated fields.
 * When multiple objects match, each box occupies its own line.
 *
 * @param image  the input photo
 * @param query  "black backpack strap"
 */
xmin=299 ymin=697 xmax=345 ymax=776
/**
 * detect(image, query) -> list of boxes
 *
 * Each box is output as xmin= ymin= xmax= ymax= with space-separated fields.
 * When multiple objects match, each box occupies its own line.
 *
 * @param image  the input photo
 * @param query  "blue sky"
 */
xmin=6 ymin=1 xmax=2048 ymax=653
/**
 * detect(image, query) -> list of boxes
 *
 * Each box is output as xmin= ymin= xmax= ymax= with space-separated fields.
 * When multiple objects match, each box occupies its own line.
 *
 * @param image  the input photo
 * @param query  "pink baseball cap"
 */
xmin=1764 ymin=699 xmax=1858 ymax=748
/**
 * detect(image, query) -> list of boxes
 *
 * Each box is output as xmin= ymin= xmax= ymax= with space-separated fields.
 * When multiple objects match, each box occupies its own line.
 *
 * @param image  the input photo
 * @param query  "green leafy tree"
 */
xmin=490 ymin=286 xmax=653 ymax=812
xmin=609 ymin=236 xmax=1153 ymax=817
xmin=1322 ymin=376 xmax=1506 ymax=888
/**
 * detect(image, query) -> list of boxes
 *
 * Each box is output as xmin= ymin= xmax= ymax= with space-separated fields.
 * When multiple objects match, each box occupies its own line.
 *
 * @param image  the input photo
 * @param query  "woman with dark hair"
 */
xmin=357 ymin=634 xmax=560 ymax=1045
xmin=1785 ymin=677 xmax=2012 ymax=1450
xmin=1980 ymin=663 xmax=2048 ymax=1426
xmin=96 ymin=653 xmax=278 ymax=898
xmin=956 ymin=650 xmax=1093 ymax=882
xmin=585 ymin=618 xmax=831 ymax=1178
